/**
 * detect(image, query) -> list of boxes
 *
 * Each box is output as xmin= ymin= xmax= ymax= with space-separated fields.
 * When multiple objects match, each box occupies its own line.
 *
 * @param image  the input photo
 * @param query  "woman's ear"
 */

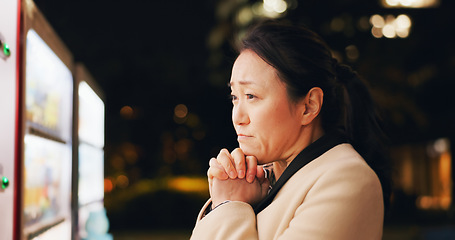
xmin=300 ymin=87 xmax=323 ymax=125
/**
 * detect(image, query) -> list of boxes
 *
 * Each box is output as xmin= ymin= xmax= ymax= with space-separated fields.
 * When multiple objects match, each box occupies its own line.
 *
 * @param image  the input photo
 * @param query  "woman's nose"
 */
xmin=232 ymin=103 xmax=249 ymax=126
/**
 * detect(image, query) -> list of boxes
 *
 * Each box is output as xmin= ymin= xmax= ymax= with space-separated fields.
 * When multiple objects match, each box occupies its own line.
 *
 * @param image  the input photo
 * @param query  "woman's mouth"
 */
xmin=237 ymin=134 xmax=252 ymax=141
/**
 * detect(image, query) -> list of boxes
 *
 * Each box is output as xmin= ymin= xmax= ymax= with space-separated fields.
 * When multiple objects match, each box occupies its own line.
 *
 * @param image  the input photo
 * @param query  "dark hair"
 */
xmin=239 ymin=20 xmax=391 ymax=211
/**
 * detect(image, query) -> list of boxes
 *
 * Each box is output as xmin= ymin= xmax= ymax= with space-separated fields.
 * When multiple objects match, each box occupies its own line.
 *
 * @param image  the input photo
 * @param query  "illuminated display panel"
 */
xmin=23 ymin=28 xmax=73 ymax=239
xmin=23 ymin=135 xmax=71 ymax=227
xmin=25 ymin=30 xmax=73 ymax=142
xmin=78 ymin=81 xmax=105 ymax=148
xmin=78 ymin=143 xmax=104 ymax=205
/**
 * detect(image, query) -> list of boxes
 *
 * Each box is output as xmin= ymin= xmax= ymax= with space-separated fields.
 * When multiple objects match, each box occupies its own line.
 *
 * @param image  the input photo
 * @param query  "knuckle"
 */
xmin=217 ymin=149 xmax=232 ymax=162
xmin=220 ymin=148 xmax=230 ymax=155
xmin=231 ymin=147 xmax=243 ymax=155
xmin=235 ymin=158 xmax=245 ymax=166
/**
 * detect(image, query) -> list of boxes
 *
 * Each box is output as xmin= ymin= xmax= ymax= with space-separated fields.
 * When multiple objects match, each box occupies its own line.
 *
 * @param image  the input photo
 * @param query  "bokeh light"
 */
xmin=345 ymin=45 xmax=359 ymax=62
xmin=330 ymin=17 xmax=345 ymax=32
xmin=116 ymin=175 xmax=129 ymax=189
xmin=369 ymin=14 xmax=412 ymax=39
xmin=236 ymin=6 xmax=254 ymax=26
xmin=382 ymin=0 xmax=439 ymax=8
xmin=104 ymin=178 xmax=114 ymax=193
xmin=263 ymin=0 xmax=287 ymax=14
xmin=370 ymin=15 xmax=385 ymax=28
xmin=167 ymin=177 xmax=208 ymax=193
xmin=120 ymin=105 xmax=134 ymax=119
xmin=174 ymin=104 xmax=188 ymax=119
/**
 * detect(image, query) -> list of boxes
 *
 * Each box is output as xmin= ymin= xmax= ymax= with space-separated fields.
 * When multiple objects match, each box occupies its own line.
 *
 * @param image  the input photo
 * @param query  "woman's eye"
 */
xmin=246 ymin=94 xmax=255 ymax=99
xmin=230 ymin=94 xmax=238 ymax=101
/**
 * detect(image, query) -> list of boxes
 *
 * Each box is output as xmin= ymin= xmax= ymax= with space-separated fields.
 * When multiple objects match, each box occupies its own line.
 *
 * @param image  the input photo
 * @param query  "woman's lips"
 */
xmin=237 ymin=134 xmax=252 ymax=141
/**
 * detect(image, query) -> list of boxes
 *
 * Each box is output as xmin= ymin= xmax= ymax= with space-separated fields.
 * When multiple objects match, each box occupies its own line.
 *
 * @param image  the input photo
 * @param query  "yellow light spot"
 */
xmin=167 ymin=177 xmax=208 ymax=193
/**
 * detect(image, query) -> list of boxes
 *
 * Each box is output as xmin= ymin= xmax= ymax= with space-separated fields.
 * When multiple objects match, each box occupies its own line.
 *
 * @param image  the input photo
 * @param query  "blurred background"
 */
xmin=31 ymin=0 xmax=455 ymax=239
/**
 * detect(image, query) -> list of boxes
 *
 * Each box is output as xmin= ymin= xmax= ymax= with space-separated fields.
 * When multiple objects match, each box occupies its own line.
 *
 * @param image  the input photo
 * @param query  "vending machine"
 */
xmin=0 ymin=1 xmax=106 ymax=239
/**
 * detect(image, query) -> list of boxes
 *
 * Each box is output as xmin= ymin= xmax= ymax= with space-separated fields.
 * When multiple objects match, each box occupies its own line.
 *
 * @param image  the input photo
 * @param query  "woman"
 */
xmin=191 ymin=20 xmax=390 ymax=240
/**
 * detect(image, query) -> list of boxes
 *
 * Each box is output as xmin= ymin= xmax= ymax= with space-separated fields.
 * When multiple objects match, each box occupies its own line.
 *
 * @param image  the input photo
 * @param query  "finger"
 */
xmin=217 ymin=148 xmax=237 ymax=179
xmin=208 ymin=164 xmax=229 ymax=180
xmin=231 ymin=148 xmax=246 ymax=179
xmin=208 ymin=158 xmax=221 ymax=179
xmin=209 ymin=157 xmax=224 ymax=170
xmin=245 ymin=155 xmax=258 ymax=183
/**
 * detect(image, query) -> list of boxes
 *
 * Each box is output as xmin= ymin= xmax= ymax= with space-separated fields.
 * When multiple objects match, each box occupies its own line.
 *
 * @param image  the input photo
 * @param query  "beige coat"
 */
xmin=190 ymin=144 xmax=384 ymax=240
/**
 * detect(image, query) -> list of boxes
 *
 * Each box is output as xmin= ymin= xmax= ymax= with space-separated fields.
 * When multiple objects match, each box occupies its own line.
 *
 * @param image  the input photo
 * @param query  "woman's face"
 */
xmin=230 ymin=50 xmax=305 ymax=164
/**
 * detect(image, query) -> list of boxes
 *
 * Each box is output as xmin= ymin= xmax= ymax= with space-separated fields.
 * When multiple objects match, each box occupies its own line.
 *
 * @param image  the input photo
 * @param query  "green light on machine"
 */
xmin=3 ymin=43 xmax=11 ymax=57
xmin=2 ymin=177 xmax=9 ymax=190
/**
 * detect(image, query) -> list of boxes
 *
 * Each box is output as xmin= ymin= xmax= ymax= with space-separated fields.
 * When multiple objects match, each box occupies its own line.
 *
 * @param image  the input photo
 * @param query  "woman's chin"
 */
xmin=239 ymin=145 xmax=262 ymax=160
xmin=239 ymin=144 xmax=253 ymax=155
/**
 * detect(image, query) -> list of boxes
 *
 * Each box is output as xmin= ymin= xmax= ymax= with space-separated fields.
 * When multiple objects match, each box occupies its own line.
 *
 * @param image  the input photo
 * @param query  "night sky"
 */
xmin=32 ymin=0 xmax=455 ymax=179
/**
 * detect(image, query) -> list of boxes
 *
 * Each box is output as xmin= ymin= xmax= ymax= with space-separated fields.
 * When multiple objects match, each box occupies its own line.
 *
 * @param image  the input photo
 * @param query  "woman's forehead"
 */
xmin=231 ymin=51 xmax=279 ymax=86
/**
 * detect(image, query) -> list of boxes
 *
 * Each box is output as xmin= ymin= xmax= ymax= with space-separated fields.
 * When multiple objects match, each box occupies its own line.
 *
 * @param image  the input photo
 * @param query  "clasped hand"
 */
xmin=208 ymin=148 xmax=270 ymax=208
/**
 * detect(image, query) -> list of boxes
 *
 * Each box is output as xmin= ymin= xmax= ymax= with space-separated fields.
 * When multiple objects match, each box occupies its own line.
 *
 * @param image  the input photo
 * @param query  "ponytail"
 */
xmin=335 ymin=62 xmax=392 ymax=211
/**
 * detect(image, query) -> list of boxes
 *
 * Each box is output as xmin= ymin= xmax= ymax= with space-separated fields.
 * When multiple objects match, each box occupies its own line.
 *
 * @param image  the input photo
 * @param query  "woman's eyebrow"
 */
xmin=228 ymin=80 xmax=254 ymax=87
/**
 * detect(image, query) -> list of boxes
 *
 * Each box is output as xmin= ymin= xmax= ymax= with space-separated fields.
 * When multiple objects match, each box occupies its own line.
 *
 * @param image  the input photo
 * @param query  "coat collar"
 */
xmin=254 ymin=131 xmax=348 ymax=214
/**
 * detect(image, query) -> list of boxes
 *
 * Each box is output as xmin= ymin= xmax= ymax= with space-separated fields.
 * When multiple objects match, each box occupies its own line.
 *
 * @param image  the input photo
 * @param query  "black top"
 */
xmin=253 ymin=132 xmax=348 ymax=214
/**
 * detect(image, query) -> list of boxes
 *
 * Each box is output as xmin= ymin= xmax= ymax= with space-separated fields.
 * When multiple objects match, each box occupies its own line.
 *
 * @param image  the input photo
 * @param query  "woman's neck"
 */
xmin=272 ymin=123 xmax=324 ymax=180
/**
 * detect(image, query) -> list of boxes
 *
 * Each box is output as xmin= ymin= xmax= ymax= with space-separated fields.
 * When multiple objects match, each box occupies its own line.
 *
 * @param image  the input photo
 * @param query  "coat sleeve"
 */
xmin=275 ymin=159 xmax=384 ymax=240
xmin=190 ymin=200 xmax=259 ymax=240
